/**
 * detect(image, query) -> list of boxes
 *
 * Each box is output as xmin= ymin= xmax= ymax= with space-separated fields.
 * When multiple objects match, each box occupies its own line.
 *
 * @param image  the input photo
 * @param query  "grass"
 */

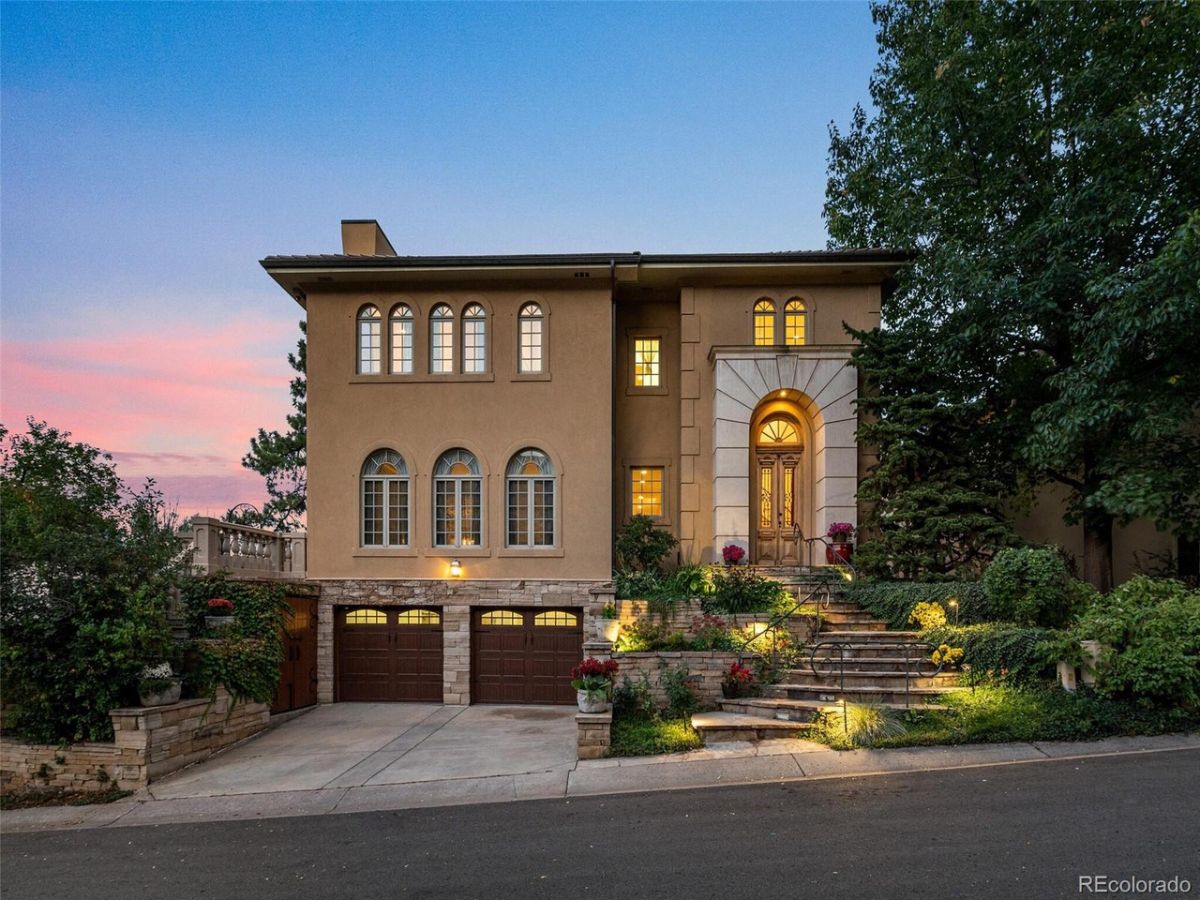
xmin=812 ymin=685 xmax=1200 ymax=750
xmin=0 ymin=784 xmax=133 ymax=810
xmin=608 ymin=711 xmax=704 ymax=757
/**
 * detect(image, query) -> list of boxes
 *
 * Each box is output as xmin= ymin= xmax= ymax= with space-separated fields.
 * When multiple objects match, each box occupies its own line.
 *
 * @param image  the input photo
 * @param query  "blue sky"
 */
xmin=1 ymin=1 xmax=879 ymax=514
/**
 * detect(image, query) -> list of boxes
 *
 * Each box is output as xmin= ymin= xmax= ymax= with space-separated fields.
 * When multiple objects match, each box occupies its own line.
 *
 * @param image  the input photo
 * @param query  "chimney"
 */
xmin=340 ymin=219 xmax=397 ymax=256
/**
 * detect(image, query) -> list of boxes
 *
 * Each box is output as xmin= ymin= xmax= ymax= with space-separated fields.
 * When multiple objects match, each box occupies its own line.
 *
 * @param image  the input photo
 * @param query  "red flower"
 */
xmin=724 ymin=662 xmax=754 ymax=684
xmin=207 ymin=597 xmax=234 ymax=612
xmin=570 ymin=657 xmax=618 ymax=680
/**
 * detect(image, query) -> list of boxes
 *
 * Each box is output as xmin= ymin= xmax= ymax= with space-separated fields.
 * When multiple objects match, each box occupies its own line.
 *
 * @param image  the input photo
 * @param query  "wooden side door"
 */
xmin=272 ymin=596 xmax=318 ymax=714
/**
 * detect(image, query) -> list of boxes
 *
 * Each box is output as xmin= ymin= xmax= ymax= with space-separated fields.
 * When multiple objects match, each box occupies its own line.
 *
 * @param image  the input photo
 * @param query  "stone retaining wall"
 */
xmin=616 ymin=598 xmax=816 ymax=645
xmin=599 ymin=650 xmax=742 ymax=710
xmin=576 ymin=711 xmax=612 ymax=760
xmin=0 ymin=688 xmax=268 ymax=794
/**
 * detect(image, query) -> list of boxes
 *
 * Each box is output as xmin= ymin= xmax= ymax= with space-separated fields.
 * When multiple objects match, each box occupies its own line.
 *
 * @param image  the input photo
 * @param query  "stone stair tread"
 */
xmin=817 ymin=630 xmax=922 ymax=639
xmin=786 ymin=668 xmax=957 ymax=678
xmin=691 ymin=711 xmax=812 ymax=732
xmin=725 ymin=696 xmax=951 ymax=713
xmin=772 ymin=683 xmax=967 ymax=697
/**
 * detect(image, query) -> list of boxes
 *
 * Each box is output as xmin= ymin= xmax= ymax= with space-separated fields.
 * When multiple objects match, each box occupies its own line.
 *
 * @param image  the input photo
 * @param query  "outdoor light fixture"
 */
xmin=948 ymin=598 xmax=959 ymax=625
xmin=449 ymin=559 xmax=462 ymax=578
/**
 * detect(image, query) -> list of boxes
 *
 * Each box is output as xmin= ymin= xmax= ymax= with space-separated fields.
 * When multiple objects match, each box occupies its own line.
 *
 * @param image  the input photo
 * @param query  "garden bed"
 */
xmin=608 ymin=711 xmax=703 ymax=757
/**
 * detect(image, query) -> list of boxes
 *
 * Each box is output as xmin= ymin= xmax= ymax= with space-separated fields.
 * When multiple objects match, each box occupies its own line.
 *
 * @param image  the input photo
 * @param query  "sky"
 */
xmin=0 ymin=2 xmax=879 ymax=519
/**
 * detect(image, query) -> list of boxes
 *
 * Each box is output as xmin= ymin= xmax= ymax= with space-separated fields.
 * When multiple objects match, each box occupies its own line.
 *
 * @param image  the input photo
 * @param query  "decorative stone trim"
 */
xmin=576 ymin=711 xmax=612 ymax=760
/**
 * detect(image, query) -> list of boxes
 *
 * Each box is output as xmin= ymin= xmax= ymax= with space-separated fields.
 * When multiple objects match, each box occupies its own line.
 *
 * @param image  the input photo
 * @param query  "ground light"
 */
xmin=948 ymin=598 xmax=959 ymax=625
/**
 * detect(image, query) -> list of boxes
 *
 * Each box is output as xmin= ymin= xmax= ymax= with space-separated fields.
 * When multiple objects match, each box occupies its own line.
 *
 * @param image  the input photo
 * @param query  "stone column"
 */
xmin=442 ymin=605 xmax=471 ymax=704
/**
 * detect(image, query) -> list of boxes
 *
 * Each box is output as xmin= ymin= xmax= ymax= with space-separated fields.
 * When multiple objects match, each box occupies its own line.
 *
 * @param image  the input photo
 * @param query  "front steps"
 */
xmin=691 ymin=711 xmax=813 ymax=743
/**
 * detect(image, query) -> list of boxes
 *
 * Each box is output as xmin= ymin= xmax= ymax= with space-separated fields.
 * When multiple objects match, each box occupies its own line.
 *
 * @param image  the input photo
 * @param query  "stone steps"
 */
xmin=690 ymin=711 xmax=814 ymax=742
xmin=815 ymin=630 xmax=923 ymax=642
xmin=765 ymin=682 xmax=966 ymax=706
xmin=783 ymin=670 xmax=960 ymax=689
xmin=718 ymin=695 xmax=950 ymax=719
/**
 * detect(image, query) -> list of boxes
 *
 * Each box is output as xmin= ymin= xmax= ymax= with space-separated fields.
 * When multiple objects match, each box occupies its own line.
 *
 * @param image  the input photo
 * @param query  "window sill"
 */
xmin=350 ymin=373 xmax=495 ymax=384
xmin=625 ymin=385 xmax=669 ymax=396
xmin=354 ymin=549 xmax=419 ymax=558
xmin=511 ymin=372 xmax=552 ymax=382
xmin=427 ymin=547 xmax=492 ymax=558
xmin=497 ymin=547 xmax=565 ymax=558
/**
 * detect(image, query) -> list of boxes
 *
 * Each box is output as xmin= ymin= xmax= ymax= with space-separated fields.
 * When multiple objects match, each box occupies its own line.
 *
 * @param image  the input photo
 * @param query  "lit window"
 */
xmin=390 ymin=304 xmax=413 ymax=374
xmin=633 ymin=338 xmax=661 ymax=387
xmin=631 ymin=467 xmax=664 ymax=518
xmin=481 ymin=610 xmax=523 ymax=626
xmin=759 ymin=418 xmax=800 ymax=445
xmin=463 ymin=303 xmax=487 ymax=373
xmin=396 ymin=609 xmax=441 ymax=626
xmin=506 ymin=449 xmax=555 ymax=548
xmin=754 ymin=299 xmax=776 ymax=346
xmin=534 ymin=611 xmax=577 ymax=627
xmin=345 ymin=608 xmax=387 ymax=625
xmin=519 ymin=303 xmax=544 ymax=373
xmin=784 ymin=299 xmax=806 ymax=346
xmin=431 ymin=304 xmax=454 ymax=374
xmin=358 ymin=305 xmax=382 ymax=374
xmin=434 ymin=449 xmax=482 ymax=547
xmin=361 ymin=450 xmax=409 ymax=547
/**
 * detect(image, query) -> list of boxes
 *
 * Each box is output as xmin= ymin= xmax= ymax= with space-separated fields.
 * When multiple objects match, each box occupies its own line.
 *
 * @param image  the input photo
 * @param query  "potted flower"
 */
xmin=138 ymin=662 xmax=182 ymax=707
xmin=596 ymin=603 xmax=621 ymax=643
xmin=206 ymin=596 xmax=235 ymax=630
xmin=570 ymin=657 xmax=619 ymax=713
xmin=825 ymin=523 xmax=855 ymax=565
xmin=721 ymin=543 xmax=746 ymax=567
xmin=721 ymin=661 xmax=755 ymax=699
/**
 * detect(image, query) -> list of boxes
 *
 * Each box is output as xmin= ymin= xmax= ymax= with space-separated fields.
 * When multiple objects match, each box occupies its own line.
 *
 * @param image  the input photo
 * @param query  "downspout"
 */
xmin=610 ymin=258 xmax=618 ymax=578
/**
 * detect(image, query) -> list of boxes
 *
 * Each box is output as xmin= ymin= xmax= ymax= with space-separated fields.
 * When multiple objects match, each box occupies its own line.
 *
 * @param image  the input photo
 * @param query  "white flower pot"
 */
xmin=596 ymin=619 xmax=620 ymax=643
xmin=577 ymin=690 xmax=608 ymax=714
xmin=139 ymin=678 xmax=182 ymax=708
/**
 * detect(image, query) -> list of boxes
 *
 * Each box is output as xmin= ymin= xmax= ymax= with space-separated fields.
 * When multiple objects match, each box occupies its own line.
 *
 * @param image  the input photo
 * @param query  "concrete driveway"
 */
xmin=147 ymin=703 xmax=577 ymax=800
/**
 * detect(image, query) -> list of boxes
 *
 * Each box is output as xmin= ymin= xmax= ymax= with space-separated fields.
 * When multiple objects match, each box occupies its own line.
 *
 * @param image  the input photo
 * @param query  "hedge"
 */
xmin=845 ymin=581 xmax=992 ymax=629
xmin=923 ymin=623 xmax=1062 ymax=685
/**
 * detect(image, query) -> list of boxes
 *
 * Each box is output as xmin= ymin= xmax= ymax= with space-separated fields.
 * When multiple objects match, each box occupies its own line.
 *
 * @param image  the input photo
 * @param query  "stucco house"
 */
xmin=249 ymin=218 xmax=1177 ymax=708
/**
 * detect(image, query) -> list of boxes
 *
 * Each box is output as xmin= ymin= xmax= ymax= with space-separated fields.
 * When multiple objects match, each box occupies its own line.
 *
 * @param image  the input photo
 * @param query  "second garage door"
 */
xmin=335 ymin=606 xmax=443 ymax=702
xmin=471 ymin=607 xmax=583 ymax=704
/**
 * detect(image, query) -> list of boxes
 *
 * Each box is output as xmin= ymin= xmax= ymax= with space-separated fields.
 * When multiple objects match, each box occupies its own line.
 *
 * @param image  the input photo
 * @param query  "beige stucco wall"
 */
xmin=305 ymin=283 xmax=613 ymax=581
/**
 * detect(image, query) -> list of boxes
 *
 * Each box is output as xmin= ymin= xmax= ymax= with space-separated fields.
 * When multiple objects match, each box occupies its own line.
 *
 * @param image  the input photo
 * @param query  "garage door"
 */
xmin=335 ymin=606 xmax=443 ymax=702
xmin=471 ymin=607 xmax=583 ymax=705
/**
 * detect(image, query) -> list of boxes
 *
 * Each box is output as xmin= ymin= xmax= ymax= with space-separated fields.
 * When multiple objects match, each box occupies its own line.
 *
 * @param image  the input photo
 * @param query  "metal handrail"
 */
xmin=808 ymin=638 xmax=945 ymax=709
xmin=732 ymin=580 xmax=832 ymax=673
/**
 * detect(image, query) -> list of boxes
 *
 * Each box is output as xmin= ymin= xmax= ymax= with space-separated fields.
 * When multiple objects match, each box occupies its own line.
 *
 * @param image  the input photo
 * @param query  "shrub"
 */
xmin=1074 ymin=576 xmax=1200 ymax=707
xmin=923 ymin=623 xmax=1061 ymax=685
xmin=982 ymin=546 xmax=1090 ymax=627
xmin=612 ymin=674 xmax=656 ymax=718
xmin=817 ymin=703 xmax=908 ymax=749
xmin=703 ymin=568 xmax=791 ymax=614
xmin=846 ymin=581 xmax=990 ymax=629
xmin=660 ymin=664 xmax=699 ymax=717
xmin=909 ymin=601 xmax=947 ymax=630
xmin=687 ymin=614 xmax=738 ymax=651
xmin=615 ymin=516 xmax=678 ymax=571
xmin=614 ymin=619 xmax=670 ymax=651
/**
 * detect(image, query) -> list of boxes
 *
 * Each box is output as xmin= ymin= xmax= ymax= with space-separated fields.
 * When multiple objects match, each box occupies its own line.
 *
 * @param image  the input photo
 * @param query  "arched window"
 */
xmin=358 ymin=305 xmax=382 ymax=374
xmin=753 ymin=299 xmax=776 ymax=346
xmin=758 ymin=417 xmax=801 ymax=446
xmin=518 ymin=303 xmax=544 ymax=373
xmin=506 ymin=449 xmax=555 ymax=548
xmin=481 ymin=610 xmax=523 ymax=626
xmin=361 ymin=450 xmax=409 ymax=547
xmin=396 ymin=609 xmax=441 ymax=625
xmin=784 ymin=299 xmax=807 ymax=346
xmin=434 ymin=449 xmax=482 ymax=547
xmin=390 ymin=304 xmax=413 ymax=374
xmin=345 ymin=608 xmax=387 ymax=625
xmin=534 ymin=610 xmax=577 ymax=627
xmin=462 ymin=303 xmax=487 ymax=373
xmin=430 ymin=304 xmax=454 ymax=374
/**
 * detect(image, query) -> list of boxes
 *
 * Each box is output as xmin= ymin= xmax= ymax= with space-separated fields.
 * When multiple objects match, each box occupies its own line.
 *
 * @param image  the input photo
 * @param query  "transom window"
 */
xmin=506 ymin=449 xmax=555 ymax=548
xmin=462 ymin=303 xmax=487 ymax=373
xmin=434 ymin=449 xmax=482 ymax=547
xmin=758 ymin=418 xmax=801 ymax=446
xmin=396 ymin=609 xmax=441 ymax=626
xmin=753 ymin=299 xmax=776 ymax=346
xmin=390 ymin=304 xmax=413 ymax=374
xmin=481 ymin=610 xmax=523 ymax=626
xmin=361 ymin=450 xmax=409 ymax=547
xmin=633 ymin=337 xmax=661 ymax=387
xmin=345 ymin=608 xmax=387 ymax=625
xmin=358 ymin=305 xmax=382 ymax=374
xmin=534 ymin=611 xmax=577 ymax=627
xmin=753 ymin=298 xmax=808 ymax=346
xmin=631 ymin=467 xmax=664 ymax=518
xmin=519 ymin=303 xmax=544 ymax=373
xmin=430 ymin=304 xmax=454 ymax=374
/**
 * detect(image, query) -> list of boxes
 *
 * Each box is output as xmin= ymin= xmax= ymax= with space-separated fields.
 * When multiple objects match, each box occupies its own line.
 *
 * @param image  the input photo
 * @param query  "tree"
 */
xmin=826 ymin=1 xmax=1200 ymax=589
xmin=0 ymin=420 xmax=184 ymax=742
xmin=233 ymin=320 xmax=307 ymax=530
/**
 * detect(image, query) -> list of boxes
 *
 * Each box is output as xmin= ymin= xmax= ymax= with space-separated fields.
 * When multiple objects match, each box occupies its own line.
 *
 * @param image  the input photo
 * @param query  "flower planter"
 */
xmin=825 ymin=542 xmax=854 ymax=565
xmin=576 ymin=690 xmax=608 ymax=714
xmin=596 ymin=619 xmax=621 ymax=643
xmin=206 ymin=615 xmax=235 ymax=631
xmin=138 ymin=678 xmax=182 ymax=708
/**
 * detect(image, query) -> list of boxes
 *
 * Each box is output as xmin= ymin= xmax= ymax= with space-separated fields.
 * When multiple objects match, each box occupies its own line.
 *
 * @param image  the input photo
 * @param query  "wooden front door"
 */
xmin=471 ymin=608 xmax=582 ymax=704
xmin=334 ymin=606 xmax=444 ymax=702
xmin=272 ymin=596 xmax=318 ymax=714
xmin=754 ymin=450 xmax=802 ymax=566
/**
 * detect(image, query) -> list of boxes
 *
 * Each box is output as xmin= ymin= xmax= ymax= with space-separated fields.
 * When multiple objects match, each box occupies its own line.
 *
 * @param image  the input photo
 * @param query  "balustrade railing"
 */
xmin=178 ymin=517 xmax=306 ymax=580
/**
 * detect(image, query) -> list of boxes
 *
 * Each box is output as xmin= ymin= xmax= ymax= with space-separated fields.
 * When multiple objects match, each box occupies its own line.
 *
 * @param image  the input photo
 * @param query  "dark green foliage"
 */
xmin=0 ymin=420 xmax=183 ymax=743
xmin=923 ymin=624 xmax=1061 ymax=686
xmin=983 ymin=546 xmax=1093 ymax=627
xmin=612 ymin=674 xmax=657 ymax=718
xmin=827 ymin=1 xmax=1200 ymax=588
xmin=1074 ymin=576 xmax=1200 ymax=707
xmin=659 ymin=664 xmax=700 ymax=718
xmin=702 ymin=567 xmax=790 ymax=614
xmin=614 ymin=516 xmax=678 ymax=572
xmin=608 ymin=711 xmax=703 ymax=757
xmin=846 ymin=580 xmax=991 ymax=629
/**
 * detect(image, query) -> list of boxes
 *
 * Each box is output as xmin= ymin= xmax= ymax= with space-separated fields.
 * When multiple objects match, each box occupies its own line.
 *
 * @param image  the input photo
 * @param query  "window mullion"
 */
xmin=526 ymin=478 xmax=535 ymax=548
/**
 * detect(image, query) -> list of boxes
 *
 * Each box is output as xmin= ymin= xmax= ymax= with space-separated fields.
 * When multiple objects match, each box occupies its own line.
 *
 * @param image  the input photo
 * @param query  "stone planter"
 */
xmin=138 ymin=678 xmax=182 ymax=708
xmin=1079 ymin=640 xmax=1103 ymax=686
xmin=576 ymin=690 xmax=608 ymax=714
xmin=206 ymin=615 xmax=235 ymax=631
xmin=596 ymin=618 xmax=621 ymax=643
xmin=825 ymin=542 xmax=854 ymax=565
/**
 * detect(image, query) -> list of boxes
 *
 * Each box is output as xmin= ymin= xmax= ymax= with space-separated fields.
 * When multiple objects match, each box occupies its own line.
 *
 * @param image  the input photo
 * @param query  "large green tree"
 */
xmin=827 ymin=1 xmax=1200 ymax=589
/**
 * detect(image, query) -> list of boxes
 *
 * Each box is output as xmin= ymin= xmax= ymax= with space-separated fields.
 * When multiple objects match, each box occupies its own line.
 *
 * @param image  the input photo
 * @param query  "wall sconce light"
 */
xmin=449 ymin=559 xmax=462 ymax=578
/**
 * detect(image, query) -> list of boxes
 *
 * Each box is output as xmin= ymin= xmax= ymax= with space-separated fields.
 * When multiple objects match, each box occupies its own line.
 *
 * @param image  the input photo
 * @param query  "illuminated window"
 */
xmin=519 ymin=303 xmax=544 ymax=373
xmin=481 ymin=610 xmax=523 ymax=626
xmin=430 ymin=304 xmax=454 ymax=374
xmin=758 ymin=418 xmax=800 ymax=446
xmin=358 ymin=305 xmax=382 ymax=374
xmin=361 ymin=450 xmax=408 ymax=547
xmin=784 ymin=299 xmax=806 ymax=346
xmin=396 ymin=609 xmax=441 ymax=625
xmin=754 ymin=299 xmax=776 ymax=346
xmin=633 ymin=337 xmax=661 ymax=387
xmin=463 ymin=303 xmax=487 ymax=373
xmin=345 ymin=608 xmax=387 ymax=625
xmin=390 ymin=304 xmax=413 ymax=374
xmin=434 ymin=449 xmax=482 ymax=547
xmin=534 ymin=611 xmax=577 ymax=627
xmin=631 ymin=467 xmax=664 ymax=518
xmin=507 ymin=449 xmax=555 ymax=547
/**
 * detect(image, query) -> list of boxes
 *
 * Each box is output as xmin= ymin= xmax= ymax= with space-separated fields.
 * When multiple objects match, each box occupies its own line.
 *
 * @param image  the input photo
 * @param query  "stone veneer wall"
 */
xmin=617 ymin=599 xmax=817 ymax=645
xmin=589 ymin=649 xmax=742 ymax=710
xmin=0 ymin=688 xmax=268 ymax=794
xmin=316 ymin=579 xmax=614 ymax=704
xmin=576 ymin=712 xmax=612 ymax=760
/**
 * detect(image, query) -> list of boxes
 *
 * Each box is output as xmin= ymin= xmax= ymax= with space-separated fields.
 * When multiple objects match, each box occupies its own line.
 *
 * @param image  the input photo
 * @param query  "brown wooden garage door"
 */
xmin=471 ymin=607 xmax=583 ymax=704
xmin=335 ymin=606 xmax=443 ymax=702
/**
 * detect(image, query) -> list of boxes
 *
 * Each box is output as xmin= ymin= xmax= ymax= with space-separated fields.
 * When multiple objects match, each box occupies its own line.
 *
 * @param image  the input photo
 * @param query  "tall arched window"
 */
xmin=753 ymin=299 xmax=776 ymax=346
xmin=358 ymin=305 xmax=382 ymax=374
xmin=434 ymin=449 xmax=482 ymax=547
xmin=462 ymin=303 xmax=487 ymax=373
xmin=390 ymin=304 xmax=413 ymax=374
xmin=518 ymin=303 xmax=544 ymax=373
xmin=430 ymin=304 xmax=454 ymax=374
xmin=784 ymin=299 xmax=807 ymax=346
xmin=361 ymin=450 xmax=408 ymax=546
xmin=506 ymin=449 xmax=555 ymax=547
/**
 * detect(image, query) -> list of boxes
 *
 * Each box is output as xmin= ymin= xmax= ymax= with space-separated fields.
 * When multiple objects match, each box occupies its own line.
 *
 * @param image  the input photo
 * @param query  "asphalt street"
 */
xmin=3 ymin=749 xmax=1198 ymax=900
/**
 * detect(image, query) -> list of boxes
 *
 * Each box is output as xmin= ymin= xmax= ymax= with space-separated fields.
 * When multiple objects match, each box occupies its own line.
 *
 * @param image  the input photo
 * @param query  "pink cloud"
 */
xmin=1 ymin=312 xmax=298 ymax=519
